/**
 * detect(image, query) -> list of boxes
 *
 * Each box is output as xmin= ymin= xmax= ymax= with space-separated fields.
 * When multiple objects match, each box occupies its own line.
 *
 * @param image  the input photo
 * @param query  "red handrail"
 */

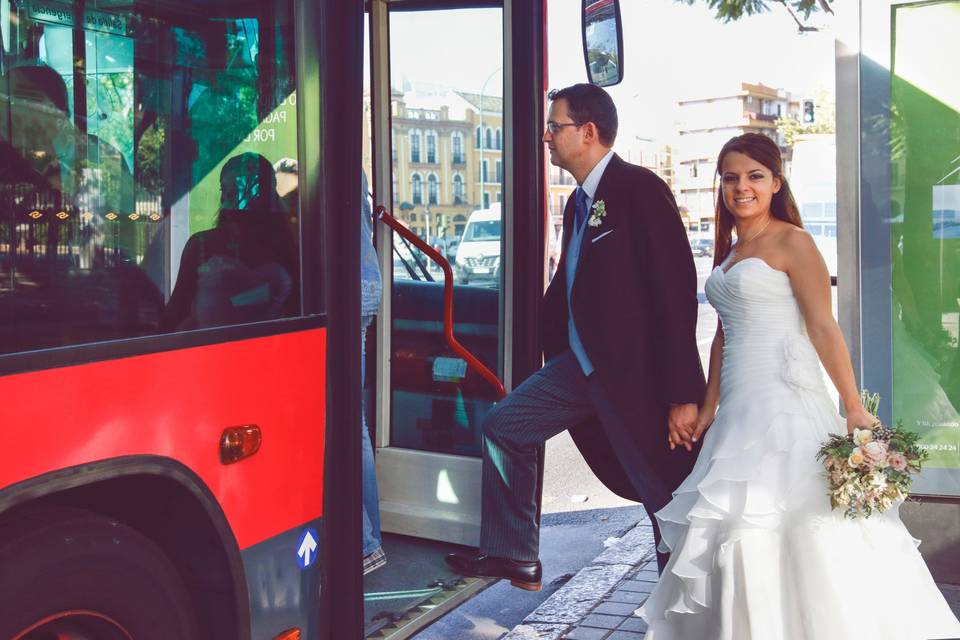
xmin=375 ymin=205 xmax=506 ymax=400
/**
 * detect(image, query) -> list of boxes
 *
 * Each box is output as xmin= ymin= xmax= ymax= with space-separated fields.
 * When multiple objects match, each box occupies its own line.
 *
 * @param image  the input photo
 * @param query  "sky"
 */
xmin=376 ymin=0 xmax=836 ymax=148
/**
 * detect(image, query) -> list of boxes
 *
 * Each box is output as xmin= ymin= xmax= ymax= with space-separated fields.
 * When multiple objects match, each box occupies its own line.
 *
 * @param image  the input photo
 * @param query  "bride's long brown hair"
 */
xmin=712 ymin=133 xmax=803 ymax=268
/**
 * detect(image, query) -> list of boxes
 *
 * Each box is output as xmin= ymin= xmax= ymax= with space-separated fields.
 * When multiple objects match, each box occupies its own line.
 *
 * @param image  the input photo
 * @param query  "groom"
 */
xmin=446 ymin=84 xmax=705 ymax=590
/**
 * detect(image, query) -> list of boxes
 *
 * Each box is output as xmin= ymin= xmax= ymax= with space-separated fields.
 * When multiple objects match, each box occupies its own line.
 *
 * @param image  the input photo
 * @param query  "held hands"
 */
xmin=692 ymin=405 xmax=717 ymax=443
xmin=845 ymin=403 xmax=880 ymax=435
xmin=667 ymin=403 xmax=699 ymax=452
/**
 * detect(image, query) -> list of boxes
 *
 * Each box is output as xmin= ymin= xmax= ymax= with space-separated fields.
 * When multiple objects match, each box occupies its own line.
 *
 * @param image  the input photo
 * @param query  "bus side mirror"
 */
xmin=581 ymin=0 xmax=624 ymax=87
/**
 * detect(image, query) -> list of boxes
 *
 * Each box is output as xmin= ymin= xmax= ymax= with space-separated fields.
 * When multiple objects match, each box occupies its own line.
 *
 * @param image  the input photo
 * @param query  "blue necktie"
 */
xmin=574 ymin=187 xmax=588 ymax=231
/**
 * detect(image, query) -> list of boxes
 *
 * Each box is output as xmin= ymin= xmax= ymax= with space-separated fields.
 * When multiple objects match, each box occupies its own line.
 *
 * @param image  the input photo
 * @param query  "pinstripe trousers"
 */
xmin=479 ymin=350 xmax=669 ymax=564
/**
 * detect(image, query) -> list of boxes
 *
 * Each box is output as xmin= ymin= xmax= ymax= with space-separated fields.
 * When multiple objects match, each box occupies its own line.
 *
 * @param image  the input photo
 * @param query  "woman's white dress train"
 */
xmin=637 ymin=258 xmax=960 ymax=640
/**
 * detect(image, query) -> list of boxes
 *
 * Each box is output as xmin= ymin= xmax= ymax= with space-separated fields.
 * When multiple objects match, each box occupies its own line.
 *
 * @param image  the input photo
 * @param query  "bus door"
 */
xmin=358 ymin=0 xmax=546 ymax=636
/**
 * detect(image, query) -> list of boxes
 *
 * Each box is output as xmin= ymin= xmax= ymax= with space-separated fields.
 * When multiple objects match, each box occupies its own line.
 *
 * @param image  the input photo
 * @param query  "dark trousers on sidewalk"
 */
xmin=478 ymin=351 xmax=671 ymax=570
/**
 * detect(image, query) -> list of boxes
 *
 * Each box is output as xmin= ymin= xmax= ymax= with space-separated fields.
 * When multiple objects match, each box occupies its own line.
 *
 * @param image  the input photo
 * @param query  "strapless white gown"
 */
xmin=637 ymin=257 xmax=960 ymax=640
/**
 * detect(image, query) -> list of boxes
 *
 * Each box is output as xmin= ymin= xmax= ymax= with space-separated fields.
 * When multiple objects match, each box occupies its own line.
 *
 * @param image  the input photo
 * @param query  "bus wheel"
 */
xmin=0 ymin=505 xmax=200 ymax=640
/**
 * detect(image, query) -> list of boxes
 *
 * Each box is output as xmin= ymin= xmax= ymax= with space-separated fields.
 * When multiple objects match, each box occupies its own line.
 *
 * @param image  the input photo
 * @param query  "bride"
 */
xmin=637 ymin=133 xmax=960 ymax=639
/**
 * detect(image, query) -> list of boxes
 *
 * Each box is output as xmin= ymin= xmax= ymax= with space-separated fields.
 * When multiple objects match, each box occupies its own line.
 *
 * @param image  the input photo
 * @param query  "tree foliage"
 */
xmin=678 ymin=0 xmax=833 ymax=31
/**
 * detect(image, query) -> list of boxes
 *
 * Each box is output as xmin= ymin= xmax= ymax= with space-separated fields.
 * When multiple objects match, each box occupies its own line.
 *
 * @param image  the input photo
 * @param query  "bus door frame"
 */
xmin=363 ymin=0 xmax=548 ymax=548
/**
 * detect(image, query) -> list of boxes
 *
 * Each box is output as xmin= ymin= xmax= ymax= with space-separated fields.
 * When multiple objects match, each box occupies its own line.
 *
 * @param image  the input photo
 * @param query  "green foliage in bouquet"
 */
xmin=816 ymin=391 xmax=928 ymax=519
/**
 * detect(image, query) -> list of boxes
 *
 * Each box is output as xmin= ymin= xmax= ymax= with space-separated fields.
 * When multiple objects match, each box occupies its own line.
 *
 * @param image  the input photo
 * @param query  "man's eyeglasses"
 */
xmin=545 ymin=121 xmax=582 ymax=134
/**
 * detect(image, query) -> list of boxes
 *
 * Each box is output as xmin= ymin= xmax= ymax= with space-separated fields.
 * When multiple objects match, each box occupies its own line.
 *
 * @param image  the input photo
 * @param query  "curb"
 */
xmin=501 ymin=515 xmax=657 ymax=639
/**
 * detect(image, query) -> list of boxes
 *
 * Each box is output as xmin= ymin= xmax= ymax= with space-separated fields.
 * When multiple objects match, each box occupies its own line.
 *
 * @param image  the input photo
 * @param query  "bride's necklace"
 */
xmin=736 ymin=216 xmax=772 ymax=249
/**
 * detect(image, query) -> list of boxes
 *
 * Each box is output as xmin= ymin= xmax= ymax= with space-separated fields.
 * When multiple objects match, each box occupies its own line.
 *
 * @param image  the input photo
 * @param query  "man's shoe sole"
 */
xmin=510 ymin=579 xmax=542 ymax=591
xmin=445 ymin=554 xmax=541 ymax=590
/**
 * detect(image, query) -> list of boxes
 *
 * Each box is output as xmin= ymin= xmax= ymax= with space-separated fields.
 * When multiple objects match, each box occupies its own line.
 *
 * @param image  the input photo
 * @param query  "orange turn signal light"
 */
xmin=220 ymin=425 xmax=262 ymax=465
xmin=273 ymin=629 xmax=301 ymax=640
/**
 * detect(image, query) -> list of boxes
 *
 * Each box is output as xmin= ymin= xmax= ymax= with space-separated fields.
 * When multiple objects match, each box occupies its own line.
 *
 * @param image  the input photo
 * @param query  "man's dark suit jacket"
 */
xmin=541 ymin=153 xmax=706 ymax=505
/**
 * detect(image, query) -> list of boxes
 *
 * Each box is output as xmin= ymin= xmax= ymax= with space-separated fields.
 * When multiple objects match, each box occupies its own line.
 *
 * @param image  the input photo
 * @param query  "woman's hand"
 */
xmin=691 ymin=405 xmax=717 ymax=443
xmin=845 ymin=404 xmax=880 ymax=435
xmin=667 ymin=403 xmax=698 ymax=452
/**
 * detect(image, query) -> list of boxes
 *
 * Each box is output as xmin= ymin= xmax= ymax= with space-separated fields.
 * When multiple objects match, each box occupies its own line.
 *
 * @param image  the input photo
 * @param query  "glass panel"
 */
xmin=1 ymin=0 xmax=301 ymax=354
xmin=792 ymin=130 xmax=838 ymax=278
xmin=888 ymin=0 xmax=960 ymax=493
xmin=387 ymin=7 xmax=503 ymax=455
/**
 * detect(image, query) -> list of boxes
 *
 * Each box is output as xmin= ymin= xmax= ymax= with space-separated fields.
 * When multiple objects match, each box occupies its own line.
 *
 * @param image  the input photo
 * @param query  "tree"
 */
xmin=679 ymin=0 xmax=833 ymax=32
xmin=776 ymin=89 xmax=835 ymax=146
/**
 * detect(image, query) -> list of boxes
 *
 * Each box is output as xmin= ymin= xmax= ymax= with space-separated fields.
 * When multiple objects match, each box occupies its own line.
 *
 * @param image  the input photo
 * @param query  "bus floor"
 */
xmin=364 ymin=532 xmax=495 ymax=639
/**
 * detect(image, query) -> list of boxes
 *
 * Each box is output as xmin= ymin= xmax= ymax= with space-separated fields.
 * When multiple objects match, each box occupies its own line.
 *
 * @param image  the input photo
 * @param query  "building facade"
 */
xmin=675 ymin=82 xmax=800 ymax=231
xmin=362 ymin=88 xmax=503 ymax=242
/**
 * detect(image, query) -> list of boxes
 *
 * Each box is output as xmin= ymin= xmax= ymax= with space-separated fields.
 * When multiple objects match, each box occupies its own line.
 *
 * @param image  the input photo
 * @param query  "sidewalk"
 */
xmin=503 ymin=517 xmax=960 ymax=640
xmin=502 ymin=515 xmax=657 ymax=640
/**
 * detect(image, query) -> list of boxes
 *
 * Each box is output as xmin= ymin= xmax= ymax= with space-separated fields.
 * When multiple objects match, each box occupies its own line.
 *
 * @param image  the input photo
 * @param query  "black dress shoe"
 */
xmin=445 ymin=552 xmax=542 ymax=591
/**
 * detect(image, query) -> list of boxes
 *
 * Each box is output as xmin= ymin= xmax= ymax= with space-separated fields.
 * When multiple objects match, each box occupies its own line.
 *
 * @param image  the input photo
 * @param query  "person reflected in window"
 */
xmin=161 ymin=153 xmax=297 ymax=331
xmin=4 ymin=64 xmax=134 ymax=220
xmin=360 ymin=168 xmax=386 ymax=575
xmin=1 ymin=64 xmax=157 ymax=352
xmin=273 ymin=157 xmax=299 ymax=217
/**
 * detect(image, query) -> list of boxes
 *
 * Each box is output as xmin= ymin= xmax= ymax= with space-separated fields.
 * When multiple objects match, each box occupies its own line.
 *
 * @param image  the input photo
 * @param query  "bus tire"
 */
xmin=0 ymin=504 xmax=201 ymax=640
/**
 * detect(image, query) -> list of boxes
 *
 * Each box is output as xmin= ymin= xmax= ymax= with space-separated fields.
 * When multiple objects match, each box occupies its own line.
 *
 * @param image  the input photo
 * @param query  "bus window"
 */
xmin=0 ymin=0 xmax=301 ymax=355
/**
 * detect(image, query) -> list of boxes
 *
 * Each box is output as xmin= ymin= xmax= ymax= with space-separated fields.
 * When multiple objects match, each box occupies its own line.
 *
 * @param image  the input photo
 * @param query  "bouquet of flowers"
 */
xmin=816 ymin=391 xmax=927 ymax=519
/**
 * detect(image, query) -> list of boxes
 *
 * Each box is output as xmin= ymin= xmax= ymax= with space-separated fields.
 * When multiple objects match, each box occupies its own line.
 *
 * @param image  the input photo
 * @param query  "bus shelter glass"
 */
xmin=0 ymin=0 xmax=302 ymax=354
xmin=887 ymin=1 xmax=960 ymax=494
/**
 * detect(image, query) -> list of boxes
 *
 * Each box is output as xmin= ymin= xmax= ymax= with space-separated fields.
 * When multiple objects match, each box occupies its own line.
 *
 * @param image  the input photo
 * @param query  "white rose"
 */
xmin=853 ymin=428 xmax=874 ymax=446
xmin=848 ymin=448 xmax=865 ymax=467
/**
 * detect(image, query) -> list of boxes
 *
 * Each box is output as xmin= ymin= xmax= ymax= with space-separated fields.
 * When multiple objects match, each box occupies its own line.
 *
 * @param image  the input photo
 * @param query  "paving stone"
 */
xmin=618 ymin=580 xmax=655 ymax=593
xmin=632 ymin=571 xmax=660 ymax=584
xmin=580 ymin=613 xmax=626 ymax=630
xmin=605 ymin=631 xmax=645 ymax=640
xmin=594 ymin=601 xmax=641 ymax=616
xmin=593 ymin=517 xmax=657 ymax=567
xmin=563 ymin=627 xmax=610 ymax=640
xmin=617 ymin=617 xmax=648 ymax=633
xmin=606 ymin=589 xmax=647 ymax=605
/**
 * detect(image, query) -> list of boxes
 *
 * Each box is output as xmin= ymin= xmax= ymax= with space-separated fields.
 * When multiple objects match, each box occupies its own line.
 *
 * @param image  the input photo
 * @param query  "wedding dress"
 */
xmin=637 ymin=257 xmax=960 ymax=640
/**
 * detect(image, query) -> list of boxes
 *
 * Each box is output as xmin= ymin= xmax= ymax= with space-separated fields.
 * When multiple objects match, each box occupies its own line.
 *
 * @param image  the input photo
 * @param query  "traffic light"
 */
xmin=802 ymin=99 xmax=816 ymax=124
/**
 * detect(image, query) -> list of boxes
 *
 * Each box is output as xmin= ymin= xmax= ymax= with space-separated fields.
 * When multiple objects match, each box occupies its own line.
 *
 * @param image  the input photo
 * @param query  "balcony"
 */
xmin=744 ymin=111 xmax=779 ymax=123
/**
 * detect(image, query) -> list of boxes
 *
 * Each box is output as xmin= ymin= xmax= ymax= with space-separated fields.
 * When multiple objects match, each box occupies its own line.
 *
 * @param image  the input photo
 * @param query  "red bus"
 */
xmin=0 ymin=0 xmax=579 ymax=637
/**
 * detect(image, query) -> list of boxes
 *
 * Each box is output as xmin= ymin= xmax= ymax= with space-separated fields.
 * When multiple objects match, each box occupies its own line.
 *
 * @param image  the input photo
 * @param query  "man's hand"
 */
xmin=668 ymin=403 xmax=698 ymax=452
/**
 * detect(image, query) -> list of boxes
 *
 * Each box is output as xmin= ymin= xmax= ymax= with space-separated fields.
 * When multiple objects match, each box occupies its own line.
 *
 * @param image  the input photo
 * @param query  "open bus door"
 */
xmin=349 ymin=1 xmax=549 ymax=637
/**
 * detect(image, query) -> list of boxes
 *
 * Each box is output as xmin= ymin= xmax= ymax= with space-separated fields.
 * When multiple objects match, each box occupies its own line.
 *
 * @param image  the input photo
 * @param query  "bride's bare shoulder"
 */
xmin=779 ymin=225 xmax=827 ymax=272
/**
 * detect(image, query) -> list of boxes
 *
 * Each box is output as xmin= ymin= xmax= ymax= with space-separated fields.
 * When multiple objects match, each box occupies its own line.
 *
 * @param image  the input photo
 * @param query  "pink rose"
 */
xmin=888 ymin=452 xmax=908 ymax=472
xmin=862 ymin=441 xmax=888 ymax=466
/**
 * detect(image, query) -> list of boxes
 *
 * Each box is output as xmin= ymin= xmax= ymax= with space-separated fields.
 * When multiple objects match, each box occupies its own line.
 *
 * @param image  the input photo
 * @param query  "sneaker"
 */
xmin=363 ymin=547 xmax=387 ymax=575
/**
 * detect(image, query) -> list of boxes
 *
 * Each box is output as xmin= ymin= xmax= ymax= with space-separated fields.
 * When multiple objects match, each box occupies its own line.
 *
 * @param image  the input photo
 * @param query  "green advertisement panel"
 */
xmin=890 ymin=1 xmax=960 ymax=481
xmin=188 ymin=93 xmax=299 ymax=235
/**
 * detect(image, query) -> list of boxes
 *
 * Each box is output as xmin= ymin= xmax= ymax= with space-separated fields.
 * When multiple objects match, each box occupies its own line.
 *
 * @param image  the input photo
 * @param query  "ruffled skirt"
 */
xmin=637 ymin=337 xmax=960 ymax=640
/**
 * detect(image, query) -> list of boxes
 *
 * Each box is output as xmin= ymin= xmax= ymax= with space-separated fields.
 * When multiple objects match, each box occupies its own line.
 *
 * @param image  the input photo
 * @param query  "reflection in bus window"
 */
xmin=161 ymin=153 xmax=296 ymax=331
xmin=0 ymin=0 xmax=301 ymax=355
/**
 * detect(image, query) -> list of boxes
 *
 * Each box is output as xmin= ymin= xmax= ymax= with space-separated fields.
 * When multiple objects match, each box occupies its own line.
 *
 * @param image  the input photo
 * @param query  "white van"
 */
xmin=454 ymin=204 xmax=501 ymax=285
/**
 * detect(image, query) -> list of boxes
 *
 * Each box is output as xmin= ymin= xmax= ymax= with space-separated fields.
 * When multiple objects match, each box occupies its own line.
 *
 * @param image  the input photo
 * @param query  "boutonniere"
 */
xmin=587 ymin=199 xmax=607 ymax=227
